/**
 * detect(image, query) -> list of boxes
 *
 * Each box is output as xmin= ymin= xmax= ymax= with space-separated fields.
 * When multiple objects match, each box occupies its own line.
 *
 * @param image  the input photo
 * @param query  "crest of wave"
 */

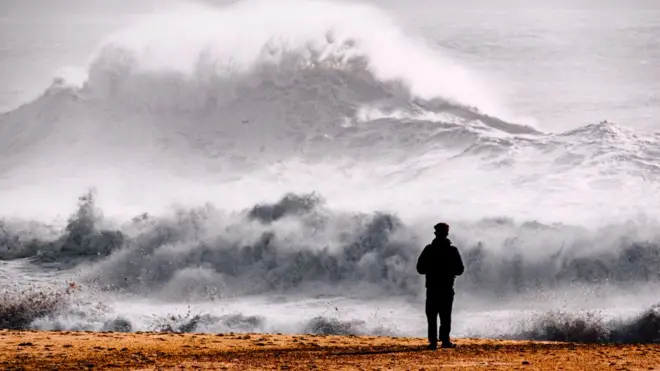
xmin=81 ymin=0 xmax=506 ymax=118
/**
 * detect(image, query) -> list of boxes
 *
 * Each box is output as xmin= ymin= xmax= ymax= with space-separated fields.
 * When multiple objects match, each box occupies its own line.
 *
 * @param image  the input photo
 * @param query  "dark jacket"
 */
xmin=416 ymin=238 xmax=464 ymax=289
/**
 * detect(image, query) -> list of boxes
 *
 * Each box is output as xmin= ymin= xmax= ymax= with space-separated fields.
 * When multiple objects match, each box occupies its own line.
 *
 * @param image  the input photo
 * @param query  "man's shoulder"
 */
xmin=420 ymin=243 xmax=435 ymax=256
xmin=449 ymin=244 xmax=463 ymax=259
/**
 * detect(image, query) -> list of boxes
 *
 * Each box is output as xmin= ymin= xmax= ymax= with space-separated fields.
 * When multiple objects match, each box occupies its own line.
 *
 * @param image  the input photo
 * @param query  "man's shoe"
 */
xmin=427 ymin=343 xmax=438 ymax=350
xmin=440 ymin=342 xmax=456 ymax=348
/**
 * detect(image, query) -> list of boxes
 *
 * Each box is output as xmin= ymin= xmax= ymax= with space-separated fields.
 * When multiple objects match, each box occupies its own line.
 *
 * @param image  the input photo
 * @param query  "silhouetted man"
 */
xmin=416 ymin=222 xmax=464 ymax=349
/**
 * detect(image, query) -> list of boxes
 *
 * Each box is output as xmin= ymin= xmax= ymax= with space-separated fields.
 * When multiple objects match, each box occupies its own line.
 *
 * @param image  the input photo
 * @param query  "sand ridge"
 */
xmin=1 ymin=330 xmax=659 ymax=370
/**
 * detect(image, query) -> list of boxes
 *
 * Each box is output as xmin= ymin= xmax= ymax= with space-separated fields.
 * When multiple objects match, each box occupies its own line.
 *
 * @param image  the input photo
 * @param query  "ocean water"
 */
xmin=0 ymin=0 xmax=659 ymax=341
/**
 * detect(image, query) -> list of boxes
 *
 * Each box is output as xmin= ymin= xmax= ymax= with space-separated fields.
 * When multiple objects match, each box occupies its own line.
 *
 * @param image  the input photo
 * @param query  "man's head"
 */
xmin=434 ymin=222 xmax=449 ymax=238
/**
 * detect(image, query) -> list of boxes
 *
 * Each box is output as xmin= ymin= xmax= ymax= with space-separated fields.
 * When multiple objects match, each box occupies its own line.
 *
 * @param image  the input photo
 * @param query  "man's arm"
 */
xmin=416 ymin=245 xmax=430 ymax=274
xmin=453 ymin=246 xmax=465 ymax=276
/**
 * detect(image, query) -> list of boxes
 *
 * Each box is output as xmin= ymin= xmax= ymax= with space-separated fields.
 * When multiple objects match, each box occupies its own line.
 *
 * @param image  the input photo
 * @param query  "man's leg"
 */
xmin=425 ymin=292 xmax=439 ymax=348
xmin=439 ymin=290 xmax=454 ymax=346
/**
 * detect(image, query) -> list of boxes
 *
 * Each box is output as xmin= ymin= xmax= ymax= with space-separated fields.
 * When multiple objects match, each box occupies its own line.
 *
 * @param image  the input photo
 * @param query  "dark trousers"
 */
xmin=425 ymin=288 xmax=454 ymax=345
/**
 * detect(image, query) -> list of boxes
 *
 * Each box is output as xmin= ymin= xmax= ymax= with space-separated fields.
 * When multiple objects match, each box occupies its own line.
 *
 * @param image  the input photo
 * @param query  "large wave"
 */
xmin=0 ymin=0 xmax=534 ymax=173
xmin=3 ymin=191 xmax=659 ymax=299
xmin=0 ymin=0 xmax=554 ymax=224
xmin=85 ymin=0 xmax=507 ymax=113
xmin=1 ymin=1 xmax=658 ymax=221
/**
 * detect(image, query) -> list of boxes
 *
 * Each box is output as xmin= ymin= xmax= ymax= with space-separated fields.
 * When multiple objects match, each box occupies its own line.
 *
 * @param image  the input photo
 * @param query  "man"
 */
xmin=416 ymin=222 xmax=464 ymax=349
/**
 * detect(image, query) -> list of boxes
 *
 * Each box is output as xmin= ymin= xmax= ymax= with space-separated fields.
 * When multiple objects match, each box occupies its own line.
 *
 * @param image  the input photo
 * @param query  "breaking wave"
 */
xmin=1 ymin=1 xmax=659 ymax=227
xmin=512 ymin=305 xmax=660 ymax=344
xmin=149 ymin=312 xmax=266 ymax=334
xmin=0 ymin=281 xmax=84 ymax=330
xmin=0 ymin=0 xmax=541 ymax=181
xmin=86 ymin=0 xmax=505 ymax=114
xmin=2 ymin=191 xmax=659 ymax=300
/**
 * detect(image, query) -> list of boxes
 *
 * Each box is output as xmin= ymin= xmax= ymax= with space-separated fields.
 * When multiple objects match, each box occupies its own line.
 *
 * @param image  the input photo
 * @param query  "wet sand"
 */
xmin=0 ymin=330 xmax=658 ymax=370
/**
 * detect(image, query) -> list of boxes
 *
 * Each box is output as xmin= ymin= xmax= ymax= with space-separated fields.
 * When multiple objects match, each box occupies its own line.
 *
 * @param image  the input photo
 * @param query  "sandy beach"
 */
xmin=0 ymin=330 xmax=658 ymax=370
